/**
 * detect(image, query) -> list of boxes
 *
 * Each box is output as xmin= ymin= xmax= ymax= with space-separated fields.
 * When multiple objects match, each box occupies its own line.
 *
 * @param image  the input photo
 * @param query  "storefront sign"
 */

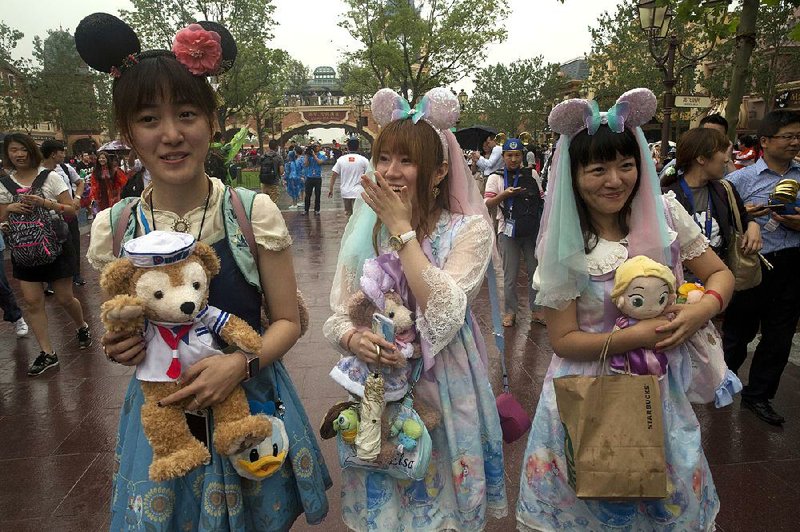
xmin=301 ymin=110 xmax=348 ymax=123
xmin=675 ymin=95 xmax=712 ymax=108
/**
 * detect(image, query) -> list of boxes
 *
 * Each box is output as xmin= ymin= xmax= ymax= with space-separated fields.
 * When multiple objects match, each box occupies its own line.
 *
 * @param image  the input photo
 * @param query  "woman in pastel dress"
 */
xmin=515 ymin=89 xmax=734 ymax=531
xmin=324 ymin=87 xmax=507 ymax=530
xmin=77 ymin=13 xmax=330 ymax=530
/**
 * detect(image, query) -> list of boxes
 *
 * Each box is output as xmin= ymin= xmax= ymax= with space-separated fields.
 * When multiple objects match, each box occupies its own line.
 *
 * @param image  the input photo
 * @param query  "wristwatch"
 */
xmin=388 ymin=230 xmax=416 ymax=251
xmin=241 ymin=352 xmax=260 ymax=381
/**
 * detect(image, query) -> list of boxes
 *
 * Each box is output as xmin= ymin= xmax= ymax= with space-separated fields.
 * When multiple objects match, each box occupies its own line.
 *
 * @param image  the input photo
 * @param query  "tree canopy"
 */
xmin=340 ymin=0 xmax=510 ymax=104
xmin=462 ymin=57 xmax=564 ymax=138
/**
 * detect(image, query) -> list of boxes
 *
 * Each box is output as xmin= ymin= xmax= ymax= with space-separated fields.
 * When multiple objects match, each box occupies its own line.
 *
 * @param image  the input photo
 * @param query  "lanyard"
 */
xmin=679 ymin=178 xmax=713 ymax=238
xmin=503 ymin=168 xmax=521 ymax=216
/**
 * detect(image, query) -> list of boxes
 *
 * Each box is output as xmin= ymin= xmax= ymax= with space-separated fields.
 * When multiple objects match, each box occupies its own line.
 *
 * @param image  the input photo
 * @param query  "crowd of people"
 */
xmin=0 ymin=11 xmax=798 ymax=532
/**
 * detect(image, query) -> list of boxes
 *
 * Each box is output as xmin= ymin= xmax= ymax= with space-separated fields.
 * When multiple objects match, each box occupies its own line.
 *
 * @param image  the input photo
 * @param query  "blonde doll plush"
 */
xmin=609 ymin=255 xmax=676 ymax=378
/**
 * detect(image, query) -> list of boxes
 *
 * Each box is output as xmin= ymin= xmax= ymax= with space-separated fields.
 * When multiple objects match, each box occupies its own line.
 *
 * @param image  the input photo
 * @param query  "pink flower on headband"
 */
xmin=172 ymin=24 xmax=222 ymax=75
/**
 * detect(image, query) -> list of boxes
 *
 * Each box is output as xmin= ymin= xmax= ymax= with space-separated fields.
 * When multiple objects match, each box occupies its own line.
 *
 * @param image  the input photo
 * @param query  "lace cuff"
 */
xmin=416 ymin=265 xmax=468 ymax=355
xmin=323 ymin=312 xmax=356 ymax=357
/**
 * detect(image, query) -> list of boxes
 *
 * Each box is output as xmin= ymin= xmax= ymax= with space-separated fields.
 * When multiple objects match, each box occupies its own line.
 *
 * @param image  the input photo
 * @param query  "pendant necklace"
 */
xmin=149 ymin=178 xmax=212 ymax=240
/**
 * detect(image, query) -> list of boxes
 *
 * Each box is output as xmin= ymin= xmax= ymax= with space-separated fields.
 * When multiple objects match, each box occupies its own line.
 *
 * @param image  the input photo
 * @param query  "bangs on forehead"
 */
xmin=129 ymin=60 xmax=207 ymax=111
xmin=572 ymin=127 xmax=640 ymax=168
xmin=113 ymin=54 xmax=217 ymax=138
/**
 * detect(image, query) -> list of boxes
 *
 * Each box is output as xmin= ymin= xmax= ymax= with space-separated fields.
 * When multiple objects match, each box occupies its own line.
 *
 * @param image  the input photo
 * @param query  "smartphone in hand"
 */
xmin=372 ymin=313 xmax=395 ymax=344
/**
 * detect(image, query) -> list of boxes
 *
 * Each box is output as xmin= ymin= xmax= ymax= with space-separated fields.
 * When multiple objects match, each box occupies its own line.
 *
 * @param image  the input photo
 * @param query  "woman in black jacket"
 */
xmin=662 ymin=127 xmax=762 ymax=273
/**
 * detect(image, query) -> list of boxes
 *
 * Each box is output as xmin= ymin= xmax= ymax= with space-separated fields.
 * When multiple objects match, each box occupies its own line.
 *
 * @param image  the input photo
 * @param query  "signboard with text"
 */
xmin=675 ymin=95 xmax=712 ymax=108
xmin=301 ymin=110 xmax=348 ymax=123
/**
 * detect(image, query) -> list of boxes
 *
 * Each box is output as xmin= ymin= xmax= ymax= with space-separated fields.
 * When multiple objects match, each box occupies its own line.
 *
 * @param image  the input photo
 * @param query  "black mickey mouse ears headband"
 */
xmin=74 ymin=13 xmax=237 ymax=78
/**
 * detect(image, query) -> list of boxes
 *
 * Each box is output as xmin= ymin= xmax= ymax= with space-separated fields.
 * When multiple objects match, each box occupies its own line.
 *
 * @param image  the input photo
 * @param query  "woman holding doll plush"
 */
xmin=515 ymin=89 xmax=734 ymax=530
xmin=323 ymin=88 xmax=507 ymax=530
xmin=78 ymin=13 xmax=330 ymax=530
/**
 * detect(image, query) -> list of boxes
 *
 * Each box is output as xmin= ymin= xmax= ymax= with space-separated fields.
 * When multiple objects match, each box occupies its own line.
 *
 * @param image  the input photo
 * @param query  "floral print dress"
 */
xmin=516 ymin=193 xmax=720 ymax=531
xmin=324 ymin=211 xmax=508 ymax=530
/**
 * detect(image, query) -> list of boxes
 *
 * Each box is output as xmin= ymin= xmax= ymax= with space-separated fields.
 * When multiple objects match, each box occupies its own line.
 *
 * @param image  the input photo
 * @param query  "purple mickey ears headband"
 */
xmin=371 ymin=87 xmax=460 ymax=160
xmin=548 ymin=88 xmax=658 ymax=137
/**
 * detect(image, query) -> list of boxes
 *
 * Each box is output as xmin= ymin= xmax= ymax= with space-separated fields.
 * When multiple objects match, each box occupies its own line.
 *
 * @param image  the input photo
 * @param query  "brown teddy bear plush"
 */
xmin=100 ymin=231 xmax=271 ymax=482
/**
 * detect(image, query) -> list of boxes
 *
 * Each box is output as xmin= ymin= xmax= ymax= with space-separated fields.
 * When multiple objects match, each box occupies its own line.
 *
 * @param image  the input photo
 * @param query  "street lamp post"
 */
xmin=637 ymin=0 xmax=728 ymax=164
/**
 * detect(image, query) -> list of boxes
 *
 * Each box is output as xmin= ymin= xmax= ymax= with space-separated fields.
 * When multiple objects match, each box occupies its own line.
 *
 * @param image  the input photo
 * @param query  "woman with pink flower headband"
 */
xmin=324 ymin=87 xmax=507 ymax=530
xmin=76 ymin=13 xmax=330 ymax=530
xmin=515 ymin=88 xmax=734 ymax=531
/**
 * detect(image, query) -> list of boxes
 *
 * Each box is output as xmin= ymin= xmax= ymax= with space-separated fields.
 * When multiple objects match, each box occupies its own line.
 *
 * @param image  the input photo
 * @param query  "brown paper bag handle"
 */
xmin=598 ymin=327 xmax=630 ymax=375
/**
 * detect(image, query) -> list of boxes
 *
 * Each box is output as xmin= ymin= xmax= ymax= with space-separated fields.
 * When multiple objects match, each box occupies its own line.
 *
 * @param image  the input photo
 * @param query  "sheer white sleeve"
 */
xmin=323 ymin=260 xmax=359 ymax=356
xmin=417 ymin=215 xmax=493 ymax=355
xmin=663 ymin=191 xmax=710 ymax=261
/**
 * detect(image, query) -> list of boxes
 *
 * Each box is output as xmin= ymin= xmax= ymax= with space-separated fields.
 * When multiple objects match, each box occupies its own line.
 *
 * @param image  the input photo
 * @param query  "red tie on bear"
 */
xmin=156 ymin=324 xmax=194 ymax=379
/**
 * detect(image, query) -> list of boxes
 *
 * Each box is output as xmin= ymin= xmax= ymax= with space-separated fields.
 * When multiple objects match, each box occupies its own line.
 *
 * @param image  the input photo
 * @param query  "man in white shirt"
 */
xmin=41 ymin=140 xmax=85 ymax=286
xmin=471 ymin=134 xmax=503 ymax=176
xmin=328 ymin=138 xmax=370 ymax=216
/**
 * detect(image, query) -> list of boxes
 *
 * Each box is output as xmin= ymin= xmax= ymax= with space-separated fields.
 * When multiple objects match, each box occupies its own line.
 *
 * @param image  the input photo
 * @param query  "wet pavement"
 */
xmin=1 ymin=173 xmax=799 ymax=531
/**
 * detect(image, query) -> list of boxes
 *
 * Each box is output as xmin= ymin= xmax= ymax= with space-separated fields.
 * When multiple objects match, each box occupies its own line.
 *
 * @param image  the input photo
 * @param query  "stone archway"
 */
xmin=277 ymin=105 xmax=378 ymax=147
xmin=277 ymin=123 xmax=375 ymax=148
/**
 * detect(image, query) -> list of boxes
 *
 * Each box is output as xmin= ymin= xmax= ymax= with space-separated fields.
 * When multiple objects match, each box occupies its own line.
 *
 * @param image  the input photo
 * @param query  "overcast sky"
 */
xmin=3 ymin=0 xmax=623 ymax=140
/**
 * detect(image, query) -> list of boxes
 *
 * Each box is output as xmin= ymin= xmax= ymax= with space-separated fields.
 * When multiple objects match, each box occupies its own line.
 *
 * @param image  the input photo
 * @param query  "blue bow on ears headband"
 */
xmin=391 ymin=95 xmax=429 ymax=124
xmin=584 ymin=100 xmax=631 ymax=135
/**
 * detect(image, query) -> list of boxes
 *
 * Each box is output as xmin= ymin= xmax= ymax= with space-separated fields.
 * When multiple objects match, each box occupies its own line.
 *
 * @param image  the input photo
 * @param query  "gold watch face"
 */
xmin=389 ymin=235 xmax=403 ymax=251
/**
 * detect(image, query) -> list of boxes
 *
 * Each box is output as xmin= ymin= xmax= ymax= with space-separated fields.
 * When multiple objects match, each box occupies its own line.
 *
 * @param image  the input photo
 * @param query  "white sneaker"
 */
xmin=14 ymin=318 xmax=29 ymax=337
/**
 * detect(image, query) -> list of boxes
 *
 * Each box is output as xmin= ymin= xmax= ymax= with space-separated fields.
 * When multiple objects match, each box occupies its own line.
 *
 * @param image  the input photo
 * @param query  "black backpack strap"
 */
xmin=30 ymin=169 xmax=52 ymax=193
xmin=0 ymin=175 xmax=19 ymax=197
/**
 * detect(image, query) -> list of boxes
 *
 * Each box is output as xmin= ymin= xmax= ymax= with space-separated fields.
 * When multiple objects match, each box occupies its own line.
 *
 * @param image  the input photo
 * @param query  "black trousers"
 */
xmin=67 ymin=216 xmax=81 ymax=279
xmin=304 ymin=178 xmax=321 ymax=213
xmin=722 ymin=247 xmax=800 ymax=401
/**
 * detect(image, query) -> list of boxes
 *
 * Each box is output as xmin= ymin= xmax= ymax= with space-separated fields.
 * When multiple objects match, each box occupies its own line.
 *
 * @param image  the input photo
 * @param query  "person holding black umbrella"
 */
xmin=471 ymin=133 xmax=503 ymax=177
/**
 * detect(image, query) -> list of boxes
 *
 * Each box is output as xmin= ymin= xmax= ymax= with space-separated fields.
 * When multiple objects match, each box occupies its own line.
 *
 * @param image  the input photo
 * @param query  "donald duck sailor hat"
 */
xmin=123 ymin=230 xmax=196 ymax=268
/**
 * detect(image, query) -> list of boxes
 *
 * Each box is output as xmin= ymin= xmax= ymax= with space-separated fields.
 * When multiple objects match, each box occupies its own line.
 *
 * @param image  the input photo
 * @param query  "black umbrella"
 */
xmin=454 ymin=125 xmax=497 ymax=151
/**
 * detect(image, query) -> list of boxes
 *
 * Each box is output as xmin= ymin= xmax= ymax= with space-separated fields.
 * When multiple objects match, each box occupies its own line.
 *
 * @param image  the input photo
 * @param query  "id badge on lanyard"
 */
xmin=503 ymin=169 xmax=520 ymax=238
xmin=504 ymin=219 xmax=515 ymax=237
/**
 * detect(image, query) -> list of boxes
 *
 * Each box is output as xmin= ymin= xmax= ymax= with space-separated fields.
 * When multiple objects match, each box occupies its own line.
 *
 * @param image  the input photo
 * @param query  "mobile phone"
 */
xmin=185 ymin=409 xmax=212 ymax=461
xmin=372 ymin=313 xmax=395 ymax=344
xmin=766 ymin=203 xmax=790 ymax=211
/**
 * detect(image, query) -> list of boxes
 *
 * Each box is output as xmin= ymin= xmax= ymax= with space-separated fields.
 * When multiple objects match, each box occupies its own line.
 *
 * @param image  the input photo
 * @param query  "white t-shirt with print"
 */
xmin=332 ymin=153 xmax=370 ymax=199
xmin=0 ymin=167 xmax=69 ymax=204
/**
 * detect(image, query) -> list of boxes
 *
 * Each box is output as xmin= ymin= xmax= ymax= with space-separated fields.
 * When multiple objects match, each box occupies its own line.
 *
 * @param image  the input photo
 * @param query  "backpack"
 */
xmin=120 ymin=169 xmax=145 ymax=199
xmin=497 ymin=168 xmax=543 ymax=239
xmin=258 ymin=152 xmax=280 ymax=185
xmin=0 ymin=171 xmax=65 ymax=267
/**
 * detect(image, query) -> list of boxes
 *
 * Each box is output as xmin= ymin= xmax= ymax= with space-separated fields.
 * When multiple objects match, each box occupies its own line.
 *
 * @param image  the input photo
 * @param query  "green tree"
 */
xmin=120 ymin=0 xmax=276 ymax=50
xmin=464 ymin=57 xmax=564 ymax=138
xmin=238 ymin=52 xmax=307 ymax=148
xmin=31 ymin=29 xmax=105 ymax=136
xmin=340 ymin=0 xmax=510 ymax=104
xmin=0 ymin=21 xmax=40 ymax=133
xmin=121 ymin=0 xmax=280 ymax=126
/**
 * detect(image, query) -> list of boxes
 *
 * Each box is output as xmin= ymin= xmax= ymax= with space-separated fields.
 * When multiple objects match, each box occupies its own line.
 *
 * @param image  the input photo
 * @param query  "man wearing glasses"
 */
xmin=723 ymin=110 xmax=800 ymax=426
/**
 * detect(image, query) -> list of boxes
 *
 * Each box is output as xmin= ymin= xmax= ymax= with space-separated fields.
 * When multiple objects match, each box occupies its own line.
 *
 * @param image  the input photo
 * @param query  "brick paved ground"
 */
xmin=1 ymin=172 xmax=798 ymax=531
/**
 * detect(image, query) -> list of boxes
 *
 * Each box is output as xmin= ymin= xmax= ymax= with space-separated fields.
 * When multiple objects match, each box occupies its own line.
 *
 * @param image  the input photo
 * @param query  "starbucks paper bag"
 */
xmin=553 ymin=372 xmax=667 ymax=500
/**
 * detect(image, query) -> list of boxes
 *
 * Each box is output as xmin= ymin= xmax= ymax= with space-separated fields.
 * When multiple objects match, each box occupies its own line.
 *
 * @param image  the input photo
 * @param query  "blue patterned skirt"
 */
xmin=110 ymin=361 xmax=331 ymax=531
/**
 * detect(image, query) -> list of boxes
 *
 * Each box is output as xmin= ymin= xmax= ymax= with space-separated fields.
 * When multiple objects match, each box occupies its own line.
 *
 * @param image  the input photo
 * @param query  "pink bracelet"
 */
xmin=704 ymin=289 xmax=724 ymax=311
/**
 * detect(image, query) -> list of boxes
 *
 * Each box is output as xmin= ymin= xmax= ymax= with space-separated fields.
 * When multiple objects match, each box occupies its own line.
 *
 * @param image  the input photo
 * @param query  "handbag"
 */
xmin=720 ymin=180 xmax=762 ymax=291
xmin=328 ymin=360 xmax=433 ymax=480
xmin=553 ymin=333 xmax=667 ymax=500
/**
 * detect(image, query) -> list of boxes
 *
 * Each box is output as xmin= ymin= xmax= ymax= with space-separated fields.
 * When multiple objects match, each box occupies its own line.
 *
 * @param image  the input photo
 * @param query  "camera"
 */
xmin=305 ymin=146 xmax=315 ymax=156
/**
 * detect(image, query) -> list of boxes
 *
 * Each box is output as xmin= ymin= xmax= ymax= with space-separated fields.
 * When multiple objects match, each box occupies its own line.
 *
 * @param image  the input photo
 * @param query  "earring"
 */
xmin=432 ymin=186 xmax=440 ymax=198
